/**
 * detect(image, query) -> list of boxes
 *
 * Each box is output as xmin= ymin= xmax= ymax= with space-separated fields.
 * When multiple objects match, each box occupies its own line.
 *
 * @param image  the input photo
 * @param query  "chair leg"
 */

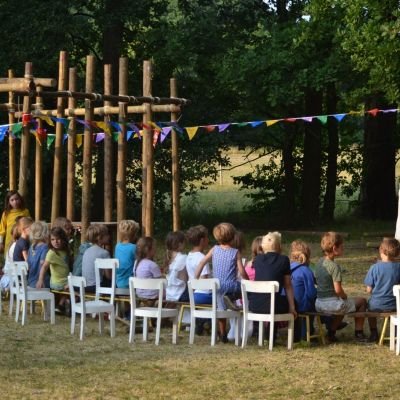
xmin=287 ymin=318 xmax=294 ymax=350
xmin=234 ymin=316 xmax=239 ymax=346
xmin=177 ymin=305 xmax=185 ymax=334
xmin=143 ymin=317 xmax=148 ymax=341
xmin=50 ymin=297 xmax=55 ymax=324
xmin=71 ymin=312 xmax=76 ymax=335
xmin=242 ymin=318 xmax=248 ymax=348
xmin=129 ymin=316 xmax=136 ymax=343
xmin=172 ymin=316 xmax=178 ymax=344
xmin=22 ymin=300 xmax=27 ymax=326
xmin=397 ymin=325 xmax=400 ymax=356
xmin=189 ymin=315 xmax=196 ymax=345
xmin=379 ymin=317 xmax=389 ymax=346
xmin=110 ymin=310 xmax=115 ymax=338
xmin=99 ymin=312 xmax=104 ymax=335
xmin=155 ymin=317 xmax=162 ymax=345
xmin=80 ymin=313 xmax=86 ymax=340
xmin=211 ymin=317 xmax=216 ymax=346
xmin=390 ymin=319 xmax=395 ymax=351
xmin=15 ymin=296 xmax=20 ymax=322
xmin=268 ymin=321 xmax=274 ymax=351
xmin=9 ymin=292 xmax=14 ymax=316
xmin=258 ymin=321 xmax=264 ymax=347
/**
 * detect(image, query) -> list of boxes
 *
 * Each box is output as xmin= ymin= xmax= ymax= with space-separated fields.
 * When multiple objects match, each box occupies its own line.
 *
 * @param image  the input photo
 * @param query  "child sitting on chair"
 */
xmin=186 ymin=225 xmax=212 ymax=304
xmin=364 ymin=238 xmax=400 ymax=342
xmin=315 ymin=231 xmax=368 ymax=343
xmin=134 ymin=237 xmax=162 ymax=301
xmin=82 ymin=224 xmax=111 ymax=293
xmin=165 ymin=231 xmax=188 ymax=302
xmin=115 ymin=219 xmax=140 ymax=289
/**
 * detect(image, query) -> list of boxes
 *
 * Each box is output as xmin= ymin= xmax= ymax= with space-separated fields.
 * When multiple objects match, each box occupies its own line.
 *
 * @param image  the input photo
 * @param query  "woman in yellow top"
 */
xmin=0 ymin=191 xmax=30 ymax=253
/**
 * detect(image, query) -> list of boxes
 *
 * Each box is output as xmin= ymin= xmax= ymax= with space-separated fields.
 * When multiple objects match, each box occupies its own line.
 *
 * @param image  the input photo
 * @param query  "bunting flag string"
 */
xmin=0 ymin=107 xmax=398 ymax=146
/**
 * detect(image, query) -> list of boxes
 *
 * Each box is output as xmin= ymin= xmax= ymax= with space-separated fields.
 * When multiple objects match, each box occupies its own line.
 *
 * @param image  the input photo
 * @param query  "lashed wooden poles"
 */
xmin=34 ymin=86 xmax=43 ymax=220
xmin=51 ymin=51 xmax=68 ymax=222
xmin=142 ymin=60 xmax=154 ymax=236
xmin=170 ymin=78 xmax=181 ymax=231
xmin=66 ymin=67 xmax=77 ymax=221
xmin=8 ymin=69 xmax=17 ymax=191
xmin=103 ymin=64 xmax=113 ymax=222
xmin=18 ymin=62 xmax=33 ymax=199
xmin=116 ymin=58 xmax=128 ymax=228
xmin=81 ymin=55 xmax=95 ymax=243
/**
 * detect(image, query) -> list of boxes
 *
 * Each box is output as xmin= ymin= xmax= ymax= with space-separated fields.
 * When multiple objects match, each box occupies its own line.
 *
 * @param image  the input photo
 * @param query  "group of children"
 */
xmin=1 ymin=190 xmax=400 ymax=344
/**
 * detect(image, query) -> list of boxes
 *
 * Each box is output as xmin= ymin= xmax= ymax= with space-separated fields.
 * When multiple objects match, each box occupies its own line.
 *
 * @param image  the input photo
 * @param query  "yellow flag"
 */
xmin=37 ymin=115 xmax=54 ymax=126
xmin=186 ymin=127 xmax=198 ymax=140
xmin=76 ymin=134 xmax=83 ymax=148
xmin=96 ymin=121 xmax=112 ymax=135
xmin=32 ymin=132 xmax=42 ymax=146
xmin=266 ymin=120 xmax=279 ymax=127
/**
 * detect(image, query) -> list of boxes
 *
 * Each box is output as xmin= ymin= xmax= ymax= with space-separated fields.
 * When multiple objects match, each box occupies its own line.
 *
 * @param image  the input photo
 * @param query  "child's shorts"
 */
xmin=316 ymin=297 xmax=356 ymax=314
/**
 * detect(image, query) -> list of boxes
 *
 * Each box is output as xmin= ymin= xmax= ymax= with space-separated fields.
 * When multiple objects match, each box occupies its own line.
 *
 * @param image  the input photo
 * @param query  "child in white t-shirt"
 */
xmin=186 ymin=225 xmax=212 ymax=304
xmin=165 ymin=231 xmax=188 ymax=302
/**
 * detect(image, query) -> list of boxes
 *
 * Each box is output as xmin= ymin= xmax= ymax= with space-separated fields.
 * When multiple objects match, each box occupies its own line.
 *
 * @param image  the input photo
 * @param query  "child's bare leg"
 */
xmin=218 ymin=318 xmax=226 ymax=335
xmin=368 ymin=317 xmax=377 ymax=330
xmin=330 ymin=315 xmax=344 ymax=331
xmin=354 ymin=297 xmax=367 ymax=331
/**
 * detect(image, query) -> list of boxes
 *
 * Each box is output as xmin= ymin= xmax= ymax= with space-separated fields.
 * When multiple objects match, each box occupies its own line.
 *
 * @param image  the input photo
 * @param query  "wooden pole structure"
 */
xmin=142 ymin=60 xmax=154 ymax=236
xmin=170 ymin=78 xmax=181 ymax=231
xmin=8 ymin=69 xmax=17 ymax=191
xmin=18 ymin=62 xmax=33 ymax=199
xmin=51 ymin=51 xmax=68 ymax=222
xmin=66 ymin=67 xmax=77 ymax=221
xmin=81 ymin=55 xmax=95 ymax=242
xmin=34 ymin=86 xmax=43 ymax=220
xmin=103 ymin=64 xmax=113 ymax=222
xmin=116 ymin=58 xmax=128 ymax=229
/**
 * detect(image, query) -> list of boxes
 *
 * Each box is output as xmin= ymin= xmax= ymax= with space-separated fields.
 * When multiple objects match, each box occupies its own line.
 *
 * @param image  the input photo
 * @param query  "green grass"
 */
xmin=1 ymin=238 xmax=399 ymax=399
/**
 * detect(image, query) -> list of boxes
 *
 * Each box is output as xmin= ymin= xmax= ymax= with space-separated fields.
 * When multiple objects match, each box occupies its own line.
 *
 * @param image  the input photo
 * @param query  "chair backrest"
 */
xmin=241 ymin=280 xmax=279 ymax=317
xmin=68 ymin=273 xmax=87 ymax=311
xmin=11 ymin=262 xmax=29 ymax=301
xmin=94 ymin=258 xmax=118 ymax=304
xmin=393 ymin=284 xmax=400 ymax=317
xmin=129 ymin=277 xmax=166 ymax=311
xmin=188 ymin=278 xmax=220 ymax=312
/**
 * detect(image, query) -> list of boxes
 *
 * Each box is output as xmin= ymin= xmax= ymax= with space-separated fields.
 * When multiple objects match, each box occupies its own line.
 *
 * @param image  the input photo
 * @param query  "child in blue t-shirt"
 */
xmin=115 ymin=220 xmax=140 ymax=289
xmin=364 ymin=238 xmax=400 ymax=342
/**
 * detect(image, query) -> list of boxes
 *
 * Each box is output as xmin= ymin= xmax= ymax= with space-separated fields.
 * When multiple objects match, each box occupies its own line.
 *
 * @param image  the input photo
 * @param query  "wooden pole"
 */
xmin=24 ymin=103 xmax=181 ymax=118
xmin=0 ymin=77 xmax=56 ymax=87
xmin=51 ymin=51 xmax=68 ymax=222
xmin=66 ymin=67 xmax=77 ymax=221
xmin=81 ymin=55 xmax=95 ymax=242
xmin=117 ymin=58 xmax=128 ymax=229
xmin=8 ymin=69 xmax=17 ymax=191
xmin=142 ymin=60 xmax=154 ymax=236
xmin=170 ymin=78 xmax=181 ymax=231
xmin=18 ymin=62 xmax=33 ymax=199
xmin=34 ymin=86 xmax=43 ymax=220
xmin=103 ymin=64 xmax=113 ymax=222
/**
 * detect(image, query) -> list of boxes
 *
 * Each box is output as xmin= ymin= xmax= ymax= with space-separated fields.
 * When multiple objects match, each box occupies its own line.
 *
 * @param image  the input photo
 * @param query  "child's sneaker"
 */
xmin=368 ymin=331 xmax=379 ymax=343
xmin=354 ymin=332 xmax=368 ymax=342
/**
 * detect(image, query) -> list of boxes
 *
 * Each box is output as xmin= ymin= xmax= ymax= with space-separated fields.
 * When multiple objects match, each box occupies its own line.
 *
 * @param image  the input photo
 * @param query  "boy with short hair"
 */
xmin=315 ymin=231 xmax=368 ymax=342
xmin=82 ymin=224 xmax=111 ymax=293
xmin=364 ymin=238 xmax=400 ymax=342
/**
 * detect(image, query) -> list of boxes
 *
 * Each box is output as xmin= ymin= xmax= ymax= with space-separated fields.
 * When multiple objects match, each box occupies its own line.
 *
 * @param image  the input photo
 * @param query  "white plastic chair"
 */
xmin=390 ymin=284 xmax=400 ymax=355
xmin=68 ymin=268 xmax=116 ymax=341
xmin=129 ymin=277 xmax=178 ymax=345
xmin=12 ymin=262 xmax=55 ymax=326
xmin=8 ymin=261 xmax=28 ymax=317
xmin=241 ymin=280 xmax=294 ymax=350
xmin=188 ymin=278 xmax=240 ymax=346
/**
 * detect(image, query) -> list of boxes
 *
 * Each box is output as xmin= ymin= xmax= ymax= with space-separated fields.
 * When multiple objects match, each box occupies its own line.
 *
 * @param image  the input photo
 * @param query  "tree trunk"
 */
xmin=360 ymin=96 xmax=397 ymax=220
xmin=322 ymin=83 xmax=339 ymax=221
xmin=300 ymin=89 xmax=323 ymax=226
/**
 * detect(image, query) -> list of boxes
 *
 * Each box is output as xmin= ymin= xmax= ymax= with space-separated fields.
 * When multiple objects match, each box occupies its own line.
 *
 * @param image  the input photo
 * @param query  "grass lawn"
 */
xmin=1 ymin=237 xmax=400 ymax=399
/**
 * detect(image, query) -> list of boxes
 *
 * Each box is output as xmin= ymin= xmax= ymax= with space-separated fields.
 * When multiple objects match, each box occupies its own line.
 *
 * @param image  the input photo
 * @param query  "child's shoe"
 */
xmin=354 ymin=331 xmax=368 ymax=342
xmin=368 ymin=330 xmax=379 ymax=343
